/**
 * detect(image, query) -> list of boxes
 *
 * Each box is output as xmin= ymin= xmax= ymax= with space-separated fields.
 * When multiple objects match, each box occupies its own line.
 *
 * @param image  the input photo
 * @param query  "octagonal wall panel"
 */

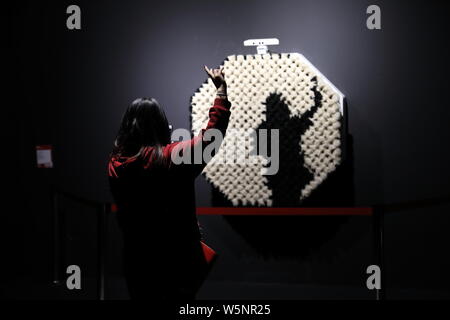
xmin=191 ymin=53 xmax=345 ymax=207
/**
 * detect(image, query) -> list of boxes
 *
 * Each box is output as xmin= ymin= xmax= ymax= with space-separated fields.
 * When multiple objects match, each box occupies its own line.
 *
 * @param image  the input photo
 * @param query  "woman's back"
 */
xmin=109 ymin=146 xmax=201 ymax=246
xmin=108 ymin=66 xmax=231 ymax=299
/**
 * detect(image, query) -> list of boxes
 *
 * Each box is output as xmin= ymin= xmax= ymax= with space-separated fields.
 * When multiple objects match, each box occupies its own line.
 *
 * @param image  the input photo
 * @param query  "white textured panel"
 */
xmin=191 ymin=53 xmax=343 ymax=206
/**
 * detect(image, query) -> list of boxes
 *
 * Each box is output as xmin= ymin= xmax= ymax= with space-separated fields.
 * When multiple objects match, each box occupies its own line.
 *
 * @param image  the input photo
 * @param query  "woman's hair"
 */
xmin=111 ymin=97 xmax=171 ymax=163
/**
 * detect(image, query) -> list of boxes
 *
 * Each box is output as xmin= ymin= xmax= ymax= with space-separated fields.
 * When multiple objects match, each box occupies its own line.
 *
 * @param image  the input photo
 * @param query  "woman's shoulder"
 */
xmin=161 ymin=141 xmax=181 ymax=156
xmin=109 ymin=147 xmax=153 ymax=170
xmin=113 ymin=144 xmax=183 ymax=171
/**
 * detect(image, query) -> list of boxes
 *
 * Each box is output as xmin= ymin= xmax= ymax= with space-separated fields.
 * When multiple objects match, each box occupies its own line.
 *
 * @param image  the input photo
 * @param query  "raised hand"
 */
xmin=204 ymin=65 xmax=226 ymax=89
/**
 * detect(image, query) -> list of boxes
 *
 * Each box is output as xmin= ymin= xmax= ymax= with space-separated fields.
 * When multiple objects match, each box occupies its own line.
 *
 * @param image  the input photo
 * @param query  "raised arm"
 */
xmin=163 ymin=65 xmax=232 ymax=175
xmin=201 ymin=65 xmax=230 ymax=135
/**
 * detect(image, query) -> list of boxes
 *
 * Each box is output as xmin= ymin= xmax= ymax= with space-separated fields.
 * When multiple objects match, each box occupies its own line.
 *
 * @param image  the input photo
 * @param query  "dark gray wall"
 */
xmin=24 ymin=0 xmax=450 ymax=206
xmin=5 ymin=0 xmax=450 ymax=298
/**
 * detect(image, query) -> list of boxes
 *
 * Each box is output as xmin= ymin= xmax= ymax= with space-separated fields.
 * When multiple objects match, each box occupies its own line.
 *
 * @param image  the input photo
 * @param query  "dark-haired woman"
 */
xmin=108 ymin=66 xmax=231 ymax=300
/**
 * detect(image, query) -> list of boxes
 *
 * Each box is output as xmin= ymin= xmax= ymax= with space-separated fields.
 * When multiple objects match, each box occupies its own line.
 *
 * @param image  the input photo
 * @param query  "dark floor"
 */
xmin=2 ymin=277 xmax=449 ymax=300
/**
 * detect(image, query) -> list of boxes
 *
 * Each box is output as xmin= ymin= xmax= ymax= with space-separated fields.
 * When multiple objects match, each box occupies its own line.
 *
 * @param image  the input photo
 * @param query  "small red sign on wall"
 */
xmin=36 ymin=145 xmax=53 ymax=168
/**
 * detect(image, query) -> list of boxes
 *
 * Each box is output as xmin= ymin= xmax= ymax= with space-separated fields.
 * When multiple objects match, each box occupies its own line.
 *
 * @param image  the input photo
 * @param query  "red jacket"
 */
xmin=107 ymin=98 xmax=231 ymax=292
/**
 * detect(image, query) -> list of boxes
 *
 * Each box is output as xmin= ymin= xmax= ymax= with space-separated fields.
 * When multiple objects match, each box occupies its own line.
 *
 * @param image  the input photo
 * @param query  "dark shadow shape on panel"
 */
xmin=211 ymin=79 xmax=355 ymax=259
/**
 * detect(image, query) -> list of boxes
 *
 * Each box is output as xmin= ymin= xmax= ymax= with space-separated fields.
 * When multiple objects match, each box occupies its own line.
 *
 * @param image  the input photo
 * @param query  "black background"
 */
xmin=3 ymin=0 xmax=450 ymax=299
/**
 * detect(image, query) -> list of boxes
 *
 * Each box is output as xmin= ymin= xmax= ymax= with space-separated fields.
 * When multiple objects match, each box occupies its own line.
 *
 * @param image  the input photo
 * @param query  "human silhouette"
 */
xmin=255 ymin=77 xmax=322 ymax=206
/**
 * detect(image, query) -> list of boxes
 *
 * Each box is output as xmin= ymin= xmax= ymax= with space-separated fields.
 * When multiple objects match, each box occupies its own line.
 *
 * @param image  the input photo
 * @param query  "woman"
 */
xmin=108 ymin=66 xmax=231 ymax=300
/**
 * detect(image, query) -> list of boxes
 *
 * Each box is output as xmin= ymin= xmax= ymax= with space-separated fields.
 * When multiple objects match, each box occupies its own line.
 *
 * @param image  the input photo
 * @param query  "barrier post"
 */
xmin=373 ymin=205 xmax=385 ymax=300
xmin=52 ymin=187 xmax=61 ymax=285
xmin=97 ymin=203 xmax=109 ymax=300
